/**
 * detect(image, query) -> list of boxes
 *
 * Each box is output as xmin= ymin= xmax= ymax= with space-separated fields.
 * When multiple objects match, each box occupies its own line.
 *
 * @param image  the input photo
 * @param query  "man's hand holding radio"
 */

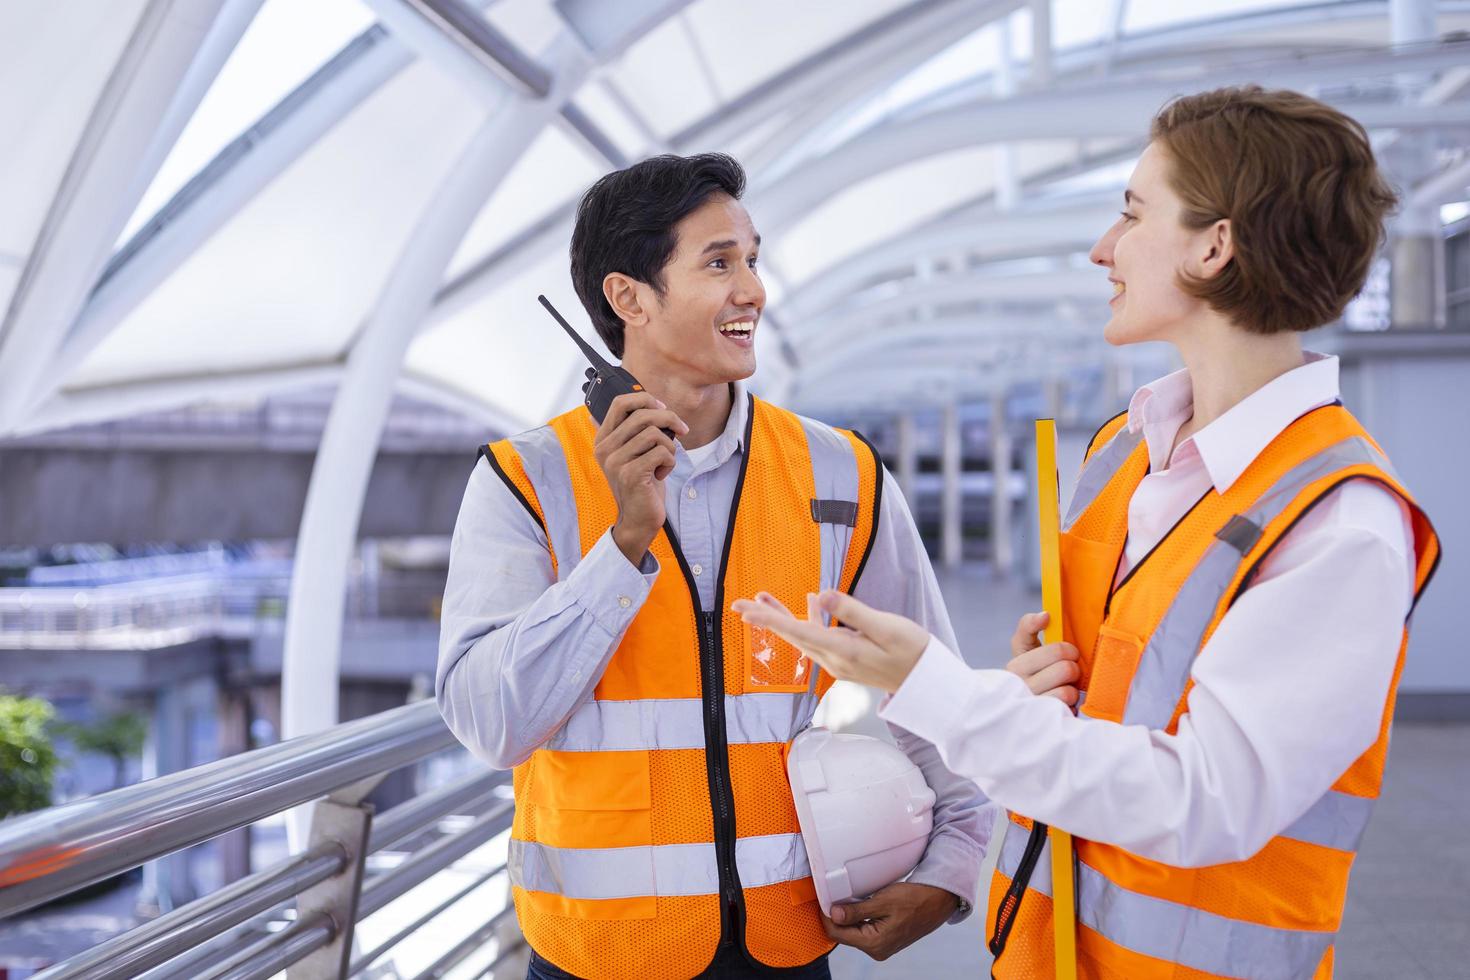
xmin=595 ymin=392 xmax=689 ymax=567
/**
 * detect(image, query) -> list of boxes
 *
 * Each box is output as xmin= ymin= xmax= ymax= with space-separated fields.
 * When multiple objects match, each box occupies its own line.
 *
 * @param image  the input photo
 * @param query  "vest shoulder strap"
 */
xmin=1084 ymin=410 xmax=1131 ymax=463
xmin=479 ymin=436 xmax=559 ymax=577
xmin=753 ymin=398 xmax=884 ymax=595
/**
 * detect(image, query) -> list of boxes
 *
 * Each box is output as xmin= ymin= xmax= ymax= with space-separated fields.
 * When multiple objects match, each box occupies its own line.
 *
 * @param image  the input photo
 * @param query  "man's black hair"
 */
xmin=569 ymin=153 xmax=746 ymax=358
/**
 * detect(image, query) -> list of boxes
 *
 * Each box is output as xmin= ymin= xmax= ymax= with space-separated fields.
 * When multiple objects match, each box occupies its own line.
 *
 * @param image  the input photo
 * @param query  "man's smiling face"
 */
xmin=624 ymin=192 xmax=765 ymax=385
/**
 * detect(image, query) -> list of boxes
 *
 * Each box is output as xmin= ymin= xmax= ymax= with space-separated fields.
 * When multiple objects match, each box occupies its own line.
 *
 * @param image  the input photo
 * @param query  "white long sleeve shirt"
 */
xmin=880 ymin=353 xmax=1416 ymax=868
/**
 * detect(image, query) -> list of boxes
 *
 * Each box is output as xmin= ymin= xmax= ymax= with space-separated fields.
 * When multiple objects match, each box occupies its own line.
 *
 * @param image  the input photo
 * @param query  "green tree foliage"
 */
xmin=0 ymin=694 xmax=59 ymax=818
xmin=55 ymin=711 xmax=148 ymax=791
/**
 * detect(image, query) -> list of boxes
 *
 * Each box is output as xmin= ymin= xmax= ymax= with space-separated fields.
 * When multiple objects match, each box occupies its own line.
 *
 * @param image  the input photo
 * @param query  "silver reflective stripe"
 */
xmin=544 ymin=693 xmax=818 ymax=752
xmin=799 ymin=416 xmax=861 ymax=595
xmin=737 ymin=830 xmax=812 ymax=888
xmin=509 ymin=833 xmax=808 ymax=899
xmin=509 ymin=425 xmax=583 ymax=581
xmin=996 ymin=823 xmax=1052 ymax=896
xmin=1281 ymin=790 xmax=1374 ymax=852
xmin=996 ymin=825 xmax=1332 ymax=979
xmin=1120 ymin=538 xmax=1243 ymax=729
xmin=1121 ymin=436 xmax=1395 ymax=731
xmin=1062 ymin=425 xmax=1143 ymax=532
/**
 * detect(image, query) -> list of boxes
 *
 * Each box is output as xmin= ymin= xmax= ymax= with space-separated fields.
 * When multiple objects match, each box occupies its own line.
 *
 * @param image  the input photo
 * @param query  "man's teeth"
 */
xmin=719 ymin=321 xmax=754 ymax=337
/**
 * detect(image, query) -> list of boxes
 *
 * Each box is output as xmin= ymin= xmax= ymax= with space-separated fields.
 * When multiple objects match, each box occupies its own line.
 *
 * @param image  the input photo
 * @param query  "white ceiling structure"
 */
xmin=5 ymin=0 xmax=1469 ymax=738
xmin=3 ymin=0 xmax=1470 ymax=437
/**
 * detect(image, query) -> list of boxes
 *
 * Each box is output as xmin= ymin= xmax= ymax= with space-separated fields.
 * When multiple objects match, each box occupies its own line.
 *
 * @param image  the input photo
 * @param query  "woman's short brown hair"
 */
xmin=1150 ymin=86 xmax=1398 ymax=334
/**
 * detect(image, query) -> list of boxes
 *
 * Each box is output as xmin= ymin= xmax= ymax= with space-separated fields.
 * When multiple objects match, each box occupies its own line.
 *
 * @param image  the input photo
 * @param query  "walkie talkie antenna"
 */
xmin=539 ymin=295 xmax=614 ymax=373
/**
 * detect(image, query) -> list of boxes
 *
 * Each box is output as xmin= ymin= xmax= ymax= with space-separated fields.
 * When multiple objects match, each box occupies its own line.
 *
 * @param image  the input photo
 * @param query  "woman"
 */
xmin=734 ymin=86 xmax=1439 ymax=980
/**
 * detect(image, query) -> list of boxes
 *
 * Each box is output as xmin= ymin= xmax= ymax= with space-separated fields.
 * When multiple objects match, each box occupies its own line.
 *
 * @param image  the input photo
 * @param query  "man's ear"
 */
xmin=1192 ymin=218 xmax=1235 ymax=282
xmin=603 ymin=273 xmax=648 ymax=328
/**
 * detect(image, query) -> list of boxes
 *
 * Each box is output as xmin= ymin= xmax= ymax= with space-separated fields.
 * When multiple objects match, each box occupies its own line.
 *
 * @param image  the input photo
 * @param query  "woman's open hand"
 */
xmin=730 ymin=590 xmax=930 ymax=693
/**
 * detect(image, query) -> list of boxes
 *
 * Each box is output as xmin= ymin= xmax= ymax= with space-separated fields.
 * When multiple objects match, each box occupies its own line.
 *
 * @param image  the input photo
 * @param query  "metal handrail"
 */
xmin=2 ymin=695 xmax=531 ymax=979
xmin=358 ymin=799 xmax=515 ymax=918
xmin=34 ymin=842 xmax=347 ymax=980
xmin=0 ymin=699 xmax=456 ymax=917
xmin=349 ymin=864 xmax=504 ymax=976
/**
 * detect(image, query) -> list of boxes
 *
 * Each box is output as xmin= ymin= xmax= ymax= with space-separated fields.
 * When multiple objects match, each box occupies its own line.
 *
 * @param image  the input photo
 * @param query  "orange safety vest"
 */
xmin=482 ymin=393 xmax=883 ymax=979
xmin=987 ymin=404 xmax=1439 ymax=980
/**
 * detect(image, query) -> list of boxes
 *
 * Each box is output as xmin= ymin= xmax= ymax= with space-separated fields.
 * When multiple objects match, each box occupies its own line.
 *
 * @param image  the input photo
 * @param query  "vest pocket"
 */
xmin=1059 ymin=531 xmax=1120 ymax=680
xmin=525 ymin=748 xmax=653 ymax=847
xmin=520 ymin=748 xmax=657 ymax=918
xmin=1082 ymin=625 xmax=1145 ymax=723
xmin=744 ymin=620 xmax=815 ymax=693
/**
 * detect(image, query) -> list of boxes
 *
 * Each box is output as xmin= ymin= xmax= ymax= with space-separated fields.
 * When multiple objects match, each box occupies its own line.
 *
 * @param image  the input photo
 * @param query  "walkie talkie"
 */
xmin=539 ymin=294 xmax=674 ymax=439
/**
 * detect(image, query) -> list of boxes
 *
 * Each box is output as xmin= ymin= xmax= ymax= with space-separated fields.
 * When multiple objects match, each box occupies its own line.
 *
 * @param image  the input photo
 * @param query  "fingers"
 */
xmin=1010 ymin=611 xmax=1049 ymax=658
xmin=599 ymin=410 xmax=686 ymax=463
xmin=595 ymin=395 xmax=688 ymax=456
xmin=1004 ymin=641 xmax=1080 ymax=697
xmin=1006 ymin=641 xmax=1078 ymax=680
xmin=597 ymin=392 xmax=663 ymax=435
xmin=829 ymin=895 xmax=883 ymax=925
xmin=1027 ymin=659 xmax=1080 ymax=697
xmin=814 ymin=590 xmax=885 ymax=634
xmin=605 ymin=425 xmax=678 ymax=481
xmin=1046 ymin=685 xmax=1080 ymax=706
xmin=731 ymin=606 xmax=868 ymax=677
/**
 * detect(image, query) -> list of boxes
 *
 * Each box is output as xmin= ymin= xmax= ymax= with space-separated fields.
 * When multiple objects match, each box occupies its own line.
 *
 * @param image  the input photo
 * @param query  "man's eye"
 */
xmin=709 ymin=258 xmax=727 ymax=269
xmin=747 ymin=255 xmax=759 ymax=269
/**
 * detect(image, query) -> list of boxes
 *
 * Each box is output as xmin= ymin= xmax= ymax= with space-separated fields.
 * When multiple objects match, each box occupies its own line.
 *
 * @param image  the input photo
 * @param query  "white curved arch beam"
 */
xmin=797 ymin=315 xmax=1099 ymax=376
xmin=754 ymin=40 xmax=1470 ymax=230
xmin=779 ymin=199 xmax=1119 ymax=320
xmin=423 ymin=0 xmax=1027 ymax=337
xmin=791 ymin=267 xmax=1108 ymax=350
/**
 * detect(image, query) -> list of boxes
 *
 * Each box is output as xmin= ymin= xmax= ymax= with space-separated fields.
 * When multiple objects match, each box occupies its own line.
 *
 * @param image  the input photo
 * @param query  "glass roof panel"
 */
xmin=115 ymin=0 xmax=377 ymax=245
xmin=685 ymin=0 xmax=911 ymax=103
xmin=605 ymin=17 xmax=721 ymax=139
xmin=71 ymin=57 xmax=484 ymax=390
xmin=769 ymin=147 xmax=998 ymax=285
xmin=0 ymin=1 xmax=149 ymax=258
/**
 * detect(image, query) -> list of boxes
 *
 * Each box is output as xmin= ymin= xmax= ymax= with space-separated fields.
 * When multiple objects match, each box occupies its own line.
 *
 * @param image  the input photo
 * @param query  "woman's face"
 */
xmin=1088 ymin=142 xmax=1224 ymax=346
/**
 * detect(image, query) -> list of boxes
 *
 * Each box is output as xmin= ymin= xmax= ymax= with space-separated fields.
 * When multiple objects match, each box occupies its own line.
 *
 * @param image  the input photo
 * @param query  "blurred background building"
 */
xmin=0 ymin=1 xmax=1467 ymax=977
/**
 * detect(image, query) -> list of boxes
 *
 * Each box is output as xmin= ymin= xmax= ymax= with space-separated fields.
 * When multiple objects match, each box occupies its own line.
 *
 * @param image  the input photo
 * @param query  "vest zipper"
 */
xmin=988 ymin=821 xmax=1050 ymax=963
xmin=702 ymin=609 xmax=744 ymax=945
xmin=662 ymin=520 xmax=749 ymax=965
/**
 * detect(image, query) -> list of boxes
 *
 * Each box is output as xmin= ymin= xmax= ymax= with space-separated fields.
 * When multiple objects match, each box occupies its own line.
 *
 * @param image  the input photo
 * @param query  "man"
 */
xmin=436 ymin=153 xmax=988 ymax=980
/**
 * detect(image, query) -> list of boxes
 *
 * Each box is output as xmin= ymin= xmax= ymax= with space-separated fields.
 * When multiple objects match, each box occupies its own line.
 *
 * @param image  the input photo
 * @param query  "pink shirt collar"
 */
xmin=1125 ymin=352 xmax=1341 ymax=493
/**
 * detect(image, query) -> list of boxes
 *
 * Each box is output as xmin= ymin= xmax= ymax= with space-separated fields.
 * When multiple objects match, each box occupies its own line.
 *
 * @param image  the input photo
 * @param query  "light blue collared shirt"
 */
xmin=436 ymin=383 xmax=993 ymax=916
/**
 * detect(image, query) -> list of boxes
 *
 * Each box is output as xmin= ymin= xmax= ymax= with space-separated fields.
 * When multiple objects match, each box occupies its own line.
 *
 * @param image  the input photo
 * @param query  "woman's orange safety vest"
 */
xmin=988 ymin=404 xmax=1439 ymax=980
xmin=482 ymin=394 xmax=882 ymax=979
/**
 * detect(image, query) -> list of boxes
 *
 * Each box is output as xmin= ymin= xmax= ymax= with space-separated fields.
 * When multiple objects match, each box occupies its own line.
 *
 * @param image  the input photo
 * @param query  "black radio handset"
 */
xmin=538 ymin=295 xmax=675 ymax=440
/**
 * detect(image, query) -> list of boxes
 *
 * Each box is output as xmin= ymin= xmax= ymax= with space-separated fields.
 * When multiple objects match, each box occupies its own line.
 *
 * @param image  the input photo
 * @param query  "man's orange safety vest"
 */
xmin=482 ymin=394 xmax=883 ymax=979
xmin=987 ymin=404 xmax=1439 ymax=979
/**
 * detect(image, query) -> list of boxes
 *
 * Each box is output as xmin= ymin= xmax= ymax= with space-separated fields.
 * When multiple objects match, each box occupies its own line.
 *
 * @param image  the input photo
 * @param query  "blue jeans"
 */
xmin=527 ymin=946 xmax=832 ymax=980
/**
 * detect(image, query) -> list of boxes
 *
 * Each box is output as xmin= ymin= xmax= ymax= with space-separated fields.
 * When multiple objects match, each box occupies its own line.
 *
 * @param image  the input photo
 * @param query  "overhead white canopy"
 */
xmin=3 ymin=0 xmax=1469 ymax=434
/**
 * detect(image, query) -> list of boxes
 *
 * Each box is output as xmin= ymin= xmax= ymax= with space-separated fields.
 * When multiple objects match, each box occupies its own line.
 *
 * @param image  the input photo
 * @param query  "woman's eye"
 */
xmin=1120 ymin=211 xmax=1137 ymax=223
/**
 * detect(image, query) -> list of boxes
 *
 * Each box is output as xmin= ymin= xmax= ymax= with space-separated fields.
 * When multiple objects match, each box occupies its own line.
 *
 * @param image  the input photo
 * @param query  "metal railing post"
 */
xmin=286 ymin=778 xmax=382 ymax=979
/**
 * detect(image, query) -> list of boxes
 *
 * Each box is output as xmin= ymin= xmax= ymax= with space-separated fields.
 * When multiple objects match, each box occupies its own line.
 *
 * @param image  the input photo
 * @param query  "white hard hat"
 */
xmin=787 ymin=727 xmax=937 ymax=916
